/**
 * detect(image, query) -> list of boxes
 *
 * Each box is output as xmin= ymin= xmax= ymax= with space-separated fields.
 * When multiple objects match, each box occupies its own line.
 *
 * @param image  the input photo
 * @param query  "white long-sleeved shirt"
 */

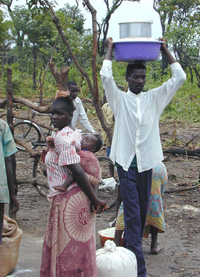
xmin=100 ymin=60 xmax=186 ymax=172
xmin=72 ymin=97 xmax=95 ymax=133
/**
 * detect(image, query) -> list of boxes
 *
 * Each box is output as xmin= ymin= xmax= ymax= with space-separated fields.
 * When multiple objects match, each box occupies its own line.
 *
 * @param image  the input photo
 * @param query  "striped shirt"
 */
xmin=45 ymin=126 xmax=82 ymax=198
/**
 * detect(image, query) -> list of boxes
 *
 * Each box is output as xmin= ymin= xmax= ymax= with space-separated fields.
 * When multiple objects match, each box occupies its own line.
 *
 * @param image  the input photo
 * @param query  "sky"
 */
xmin=11 ymin=0 xmax=162 ymax=40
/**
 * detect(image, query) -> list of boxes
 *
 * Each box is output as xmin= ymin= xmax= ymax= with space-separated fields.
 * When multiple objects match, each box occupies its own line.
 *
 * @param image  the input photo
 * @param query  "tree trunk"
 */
xmin=39 ymin=36 xmax=59 ymax=105
xmin=43 ymin=0 xmax=113 ymax=143
xmin=33 ymin=45 xmax=37 ymax=90
xmin=49 ymin=62 xmax=69 ymax=91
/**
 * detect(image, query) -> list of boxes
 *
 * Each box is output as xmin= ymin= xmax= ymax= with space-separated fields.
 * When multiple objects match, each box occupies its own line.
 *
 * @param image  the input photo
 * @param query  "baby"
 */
xmin=44 ymin=133 xmax=103 ymax=194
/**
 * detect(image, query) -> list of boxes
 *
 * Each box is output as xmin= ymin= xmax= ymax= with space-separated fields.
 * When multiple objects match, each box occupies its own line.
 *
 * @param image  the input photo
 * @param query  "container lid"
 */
xmin=119 ymin=20 xmax=153 ymax=25
xmin=113 ymin=37 xmax=163 ymax=43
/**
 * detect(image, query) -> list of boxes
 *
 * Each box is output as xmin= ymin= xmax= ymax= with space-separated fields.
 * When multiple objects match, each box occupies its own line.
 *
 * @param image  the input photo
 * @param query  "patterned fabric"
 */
xmin=78 ymin=150 xmax=101 ymax=186
xmin=0 ymin=120 xmax=17 ymax=204
xmin=45 ymin=126 xmax=82 ymax=199
xmin=40 ymin=186 xmax=98 ymax=277
xmin=115 ymin=162 xmax=168 ymax=236
xmin=115 ymin=203 xmax=125 ymax=231
xmin=101 ymin=103 xmax=114 ymax=147
xmin=143 ymin=161 xmax=168 ymax=237
xmin=41 ymin=126 xmax=98 ymax=276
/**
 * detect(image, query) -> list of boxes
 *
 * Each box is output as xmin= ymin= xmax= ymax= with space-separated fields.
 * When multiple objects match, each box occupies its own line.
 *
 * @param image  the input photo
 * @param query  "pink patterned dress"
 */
xmin=78 ymin=150 xmax=101 ymax=186
xmin=40 ymin=127 xmax=98 ymax=277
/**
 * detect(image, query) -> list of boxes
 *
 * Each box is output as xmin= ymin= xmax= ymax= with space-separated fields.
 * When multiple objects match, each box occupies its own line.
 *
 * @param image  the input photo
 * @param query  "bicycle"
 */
xmin=13 ymin=110 xmax=52 ymax=151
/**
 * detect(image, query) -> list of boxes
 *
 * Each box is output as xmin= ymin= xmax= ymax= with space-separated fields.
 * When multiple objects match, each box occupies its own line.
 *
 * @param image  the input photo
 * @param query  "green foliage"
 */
xmin=0 ymin=63 xmax=33 ymax=97
xmin=112 ymin=61 xmax=127 ymax=89
xmin=1 ymin=0 xmax=199 ymax=126
xmin=153 ymin=0 xmax=200 ymax=85
xmin=160 ymin=80 xmax=200 ymax=123
xmin=0 ymin=10 xmax=7 ymax=44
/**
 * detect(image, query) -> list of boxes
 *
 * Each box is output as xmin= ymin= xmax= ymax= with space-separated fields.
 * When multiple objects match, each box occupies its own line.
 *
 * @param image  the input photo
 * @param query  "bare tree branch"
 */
xmin=13 ymin=97 xmax=51 ymax=113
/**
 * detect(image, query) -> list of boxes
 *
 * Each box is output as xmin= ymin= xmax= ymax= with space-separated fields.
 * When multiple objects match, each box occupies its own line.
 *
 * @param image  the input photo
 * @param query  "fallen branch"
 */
xmin=164 ymin=147 xmax=200 ymax=158
xmin=17 ymin=177 xmax=48 ymax=187
xmin=14 ymin=138 xmax=42 ymax=157
xmin=13 ymin=97 xmax=51 ymax=113
xmin=165 ymin=183 xmax=200 ymax=194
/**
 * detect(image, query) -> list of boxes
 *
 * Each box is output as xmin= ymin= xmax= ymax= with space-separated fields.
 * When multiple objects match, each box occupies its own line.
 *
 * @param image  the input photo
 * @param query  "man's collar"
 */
xmin=127 ymin=89 xmax=143 ymax=97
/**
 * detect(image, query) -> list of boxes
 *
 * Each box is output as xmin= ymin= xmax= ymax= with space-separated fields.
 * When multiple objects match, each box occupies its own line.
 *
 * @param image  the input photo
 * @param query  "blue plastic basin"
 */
xmin=114 ymin=39 xmax=163 ymax=62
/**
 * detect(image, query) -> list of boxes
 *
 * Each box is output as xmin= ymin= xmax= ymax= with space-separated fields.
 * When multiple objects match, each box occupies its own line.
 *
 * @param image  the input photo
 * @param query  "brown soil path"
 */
xmin=5 ymin=115 xmax=200 ymax=276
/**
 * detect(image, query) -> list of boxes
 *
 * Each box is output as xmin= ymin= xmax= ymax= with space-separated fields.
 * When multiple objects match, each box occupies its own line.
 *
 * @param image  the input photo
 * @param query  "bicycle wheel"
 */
xmin=14 ymin=121 xmax=41 ymax=151
xmin=97 ymin=156 xmax=118 ymax=209
xmin=32 ymin=156 xmax=49 ymax=198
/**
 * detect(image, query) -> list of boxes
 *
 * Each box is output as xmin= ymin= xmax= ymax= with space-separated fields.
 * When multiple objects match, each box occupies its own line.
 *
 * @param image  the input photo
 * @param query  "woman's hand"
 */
xmin=94 ymin=199 xmax=109 ymax=213
xmin=46 ymin=136 xmax=55 ymax=148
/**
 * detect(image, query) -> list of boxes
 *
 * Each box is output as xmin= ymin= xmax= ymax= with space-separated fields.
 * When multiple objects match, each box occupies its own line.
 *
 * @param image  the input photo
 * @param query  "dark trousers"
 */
xmin=0 ymin=203 xmax=4 ymax=244
xmin=117 ymin=167 xmax=152 ymax=277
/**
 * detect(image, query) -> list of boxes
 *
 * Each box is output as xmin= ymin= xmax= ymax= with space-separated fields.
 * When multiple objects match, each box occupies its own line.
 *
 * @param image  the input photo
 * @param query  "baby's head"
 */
xmin=81 ymin=134 xmax=103 ymax=153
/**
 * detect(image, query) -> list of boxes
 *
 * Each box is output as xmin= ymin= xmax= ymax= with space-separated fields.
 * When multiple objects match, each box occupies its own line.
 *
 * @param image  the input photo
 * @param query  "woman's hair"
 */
xmin=52 ymin=95 xmax=75 ymax=116
xmin=93 ymin=134 xmax=103 ymax=153
xmin=126 ymin=63 xmax=146 ymax=78
xmin=68 ymin=81 xmax=78 ymax=88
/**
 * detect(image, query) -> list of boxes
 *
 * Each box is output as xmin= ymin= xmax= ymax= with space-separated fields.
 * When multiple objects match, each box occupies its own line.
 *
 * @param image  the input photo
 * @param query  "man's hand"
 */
xmin=158 ymin=37 xmax=176 ymax=65
xmin=158 ymin=38 xmax=167 ymax=51
xmin=104 ymin=37 xmax=114 ymax=61
xmin=104 ymin=37 xmax=113 ymax=48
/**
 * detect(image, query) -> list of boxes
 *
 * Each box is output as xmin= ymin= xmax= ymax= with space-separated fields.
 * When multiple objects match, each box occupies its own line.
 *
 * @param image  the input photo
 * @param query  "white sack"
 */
xmin=96 ymin=240 xmax=137 ymax=277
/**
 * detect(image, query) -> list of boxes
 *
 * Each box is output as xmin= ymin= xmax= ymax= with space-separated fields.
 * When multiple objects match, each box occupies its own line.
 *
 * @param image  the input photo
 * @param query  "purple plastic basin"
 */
xmin=114 ymin=40 xmax=163 ymax=62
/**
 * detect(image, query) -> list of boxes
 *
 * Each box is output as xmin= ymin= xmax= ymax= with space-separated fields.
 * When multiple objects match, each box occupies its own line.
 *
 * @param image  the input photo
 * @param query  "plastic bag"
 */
xmin=99 ymin=177 xmax=117 ymax=191
xmin=0 ymin=215 xmax=23 ymax=277
xmin=96 ymin=240 xmax=137 ymax=277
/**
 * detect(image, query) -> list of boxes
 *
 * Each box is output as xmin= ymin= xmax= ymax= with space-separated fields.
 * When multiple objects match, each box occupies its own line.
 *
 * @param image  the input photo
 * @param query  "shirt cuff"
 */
xmin=170 ymin=62 xmax=181 ymax=70
xmin=103 ymin=60 xmax=112 ymax=66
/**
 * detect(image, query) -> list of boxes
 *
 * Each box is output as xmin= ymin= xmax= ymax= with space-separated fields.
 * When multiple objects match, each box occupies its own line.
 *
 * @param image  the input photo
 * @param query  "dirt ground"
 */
xmin=6 ymin=112 xmax=200 ymax=276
